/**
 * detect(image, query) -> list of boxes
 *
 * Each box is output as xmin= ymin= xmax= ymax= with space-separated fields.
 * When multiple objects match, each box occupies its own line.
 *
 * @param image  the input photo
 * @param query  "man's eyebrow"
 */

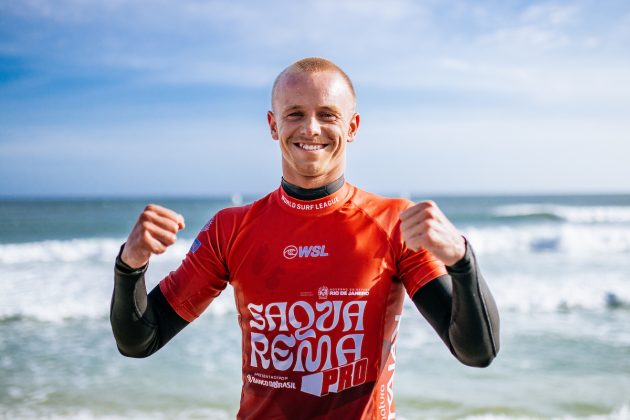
xmin=319 ymin=106 xmax=342 ymax=113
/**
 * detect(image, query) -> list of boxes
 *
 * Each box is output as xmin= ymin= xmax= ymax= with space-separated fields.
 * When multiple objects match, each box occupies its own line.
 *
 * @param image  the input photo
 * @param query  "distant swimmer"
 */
xmin=110 ymin=57 xmax=500 ymax=419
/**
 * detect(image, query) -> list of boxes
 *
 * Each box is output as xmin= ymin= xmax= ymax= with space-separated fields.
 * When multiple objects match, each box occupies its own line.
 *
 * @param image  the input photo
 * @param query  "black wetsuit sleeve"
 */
xmin=110 ymin=244 xmax=189 ymax=358
xmin=412 ymin=239 xmax=500 ymax=367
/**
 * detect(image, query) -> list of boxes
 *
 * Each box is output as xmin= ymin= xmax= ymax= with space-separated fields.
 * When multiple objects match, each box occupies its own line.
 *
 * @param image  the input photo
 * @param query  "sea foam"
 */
xmin=0 ymin=237 xmax=231 ymax=323
xmin=0 ymin=238 xmax=194 ymax=265
xmin=463 ymin=224 xmax=630 ymax=256
xmin=492 ymin=204 xmax=630 ymax=224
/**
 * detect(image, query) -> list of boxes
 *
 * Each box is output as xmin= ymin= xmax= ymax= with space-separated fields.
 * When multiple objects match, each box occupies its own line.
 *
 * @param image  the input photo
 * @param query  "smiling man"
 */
xmin=111 ymin=57 xmax=500 ymax=419
xmin=268 ymin=62 xmax=359 ymax=190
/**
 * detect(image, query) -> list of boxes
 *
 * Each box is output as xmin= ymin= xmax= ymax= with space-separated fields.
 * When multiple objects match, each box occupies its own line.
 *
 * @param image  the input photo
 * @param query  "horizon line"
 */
xmin=2 ymin=190 xmax=630 ymax=201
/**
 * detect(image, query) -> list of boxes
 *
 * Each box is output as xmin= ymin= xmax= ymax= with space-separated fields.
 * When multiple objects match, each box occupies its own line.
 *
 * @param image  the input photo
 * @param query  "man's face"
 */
xmin=267 ymin=70 xmax=360 ymax=188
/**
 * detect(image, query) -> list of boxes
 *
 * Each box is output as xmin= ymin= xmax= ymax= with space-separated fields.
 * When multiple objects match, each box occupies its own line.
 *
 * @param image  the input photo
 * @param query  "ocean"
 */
xmin=1 ymin=193 xmax=629 ymax=419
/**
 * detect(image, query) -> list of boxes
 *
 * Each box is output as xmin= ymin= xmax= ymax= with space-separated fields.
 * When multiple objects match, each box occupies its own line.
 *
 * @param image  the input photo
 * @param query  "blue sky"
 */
xmin=1 ymin=0 xmax=629 ymax=197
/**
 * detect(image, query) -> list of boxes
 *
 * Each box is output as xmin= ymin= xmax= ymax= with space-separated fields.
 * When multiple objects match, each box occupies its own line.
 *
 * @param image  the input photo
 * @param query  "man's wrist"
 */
xmin=446 ymin=236 xmax=472 ymax=273
xmin=116 ymin=243 xmax=148 ymax=274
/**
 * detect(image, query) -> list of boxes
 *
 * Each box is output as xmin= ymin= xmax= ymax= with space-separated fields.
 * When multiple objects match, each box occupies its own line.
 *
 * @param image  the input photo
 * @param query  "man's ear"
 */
xmin=347 ymin=113 xmax=360 ymax=143
xmin=267 ymin=111 xmax=279 ymax=140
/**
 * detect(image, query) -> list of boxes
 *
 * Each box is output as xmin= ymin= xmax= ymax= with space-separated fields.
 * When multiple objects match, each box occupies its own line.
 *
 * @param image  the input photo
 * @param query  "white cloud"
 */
xmin=5 ymin=0 xmax=629 ymax=101
xmin=313 ymin=0 xmax=418 ymax=20
xmin=479 ymin=25 xmax=571 ymax=49
xmin=349 ymin=113 xmax=630 ymax=194
xmin=521 ymin=3 xmax=579 ymax=26
xmin=4 ymin=0 xmax=630 ymax=105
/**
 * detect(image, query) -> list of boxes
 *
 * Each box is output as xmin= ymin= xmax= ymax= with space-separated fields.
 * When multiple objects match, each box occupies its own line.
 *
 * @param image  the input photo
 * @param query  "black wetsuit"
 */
xmin=111 ymin=177 xmax=500 ymax=367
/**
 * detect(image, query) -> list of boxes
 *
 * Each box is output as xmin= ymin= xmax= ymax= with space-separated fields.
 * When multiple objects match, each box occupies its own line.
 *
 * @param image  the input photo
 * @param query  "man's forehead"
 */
xmin=273 ymin=71 xmax=355 ymax=109
xmin=278 ymin=71 xmax=344 ymax=92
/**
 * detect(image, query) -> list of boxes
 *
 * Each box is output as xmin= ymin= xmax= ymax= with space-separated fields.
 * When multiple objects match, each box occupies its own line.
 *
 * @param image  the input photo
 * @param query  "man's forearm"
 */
xmin=412 ymin=240 xmax=500 ymax=367
xmin=110 ymin=245 xmax=188 ymax=358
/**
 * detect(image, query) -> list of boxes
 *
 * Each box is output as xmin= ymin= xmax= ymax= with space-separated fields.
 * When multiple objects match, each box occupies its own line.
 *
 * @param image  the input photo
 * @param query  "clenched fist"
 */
xmin=399 ymin=200 xmax=465 ymax=267
xmin=121 ymin=204 xmax=185 ymax=269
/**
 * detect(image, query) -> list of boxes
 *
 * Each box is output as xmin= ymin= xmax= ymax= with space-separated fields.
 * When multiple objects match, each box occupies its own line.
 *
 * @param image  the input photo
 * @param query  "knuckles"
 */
xmin=421 ymin=208 xmax=437 ymax=222
xmin=126 ymin=204 xmax=179 ymax=260
xmin=140 ymin=220 xmax=152 ymax=231
xmin=141 ymin=230 xmax=152 ymax=243
xmin=151 ymin=244 xmax=166 ymax=254
xmin=419 ymin=219 xmax=434 ymax=232
xmin=415 ymin=200 xmax=437 ymax=212
xmin=424 ymin=228 xmax=438 ymax=244
xmin=138 ymin=204 xmax=180 ymax=233
xmin=138 ymin=211 xmax=154 ymax=226
xmin=401 ymin=200 xmax=438 ymax=220
xmin=400 ymin=200 xmax=461 ymax=258
xmin=165 ymin=233 xmax=177 ymax=245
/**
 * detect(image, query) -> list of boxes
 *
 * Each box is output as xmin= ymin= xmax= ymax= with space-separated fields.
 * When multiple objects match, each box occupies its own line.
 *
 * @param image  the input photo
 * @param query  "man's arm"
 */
xmin=400 ymin=200 xmax=500 ymax=367
xmin=411 ymin=240 xmax=500 ymax=367
xmin=110 ymin=245 xmax=189 ymax=358
xmin=110 ymin=204 xmax=188 ymax=357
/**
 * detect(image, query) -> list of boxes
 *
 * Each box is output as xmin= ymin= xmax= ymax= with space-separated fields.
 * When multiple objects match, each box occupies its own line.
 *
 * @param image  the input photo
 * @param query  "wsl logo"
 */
xmin=283 ymin=245 xmax=298 ymax=259
xmin=283 ymin=244 xmax=329 ymax=259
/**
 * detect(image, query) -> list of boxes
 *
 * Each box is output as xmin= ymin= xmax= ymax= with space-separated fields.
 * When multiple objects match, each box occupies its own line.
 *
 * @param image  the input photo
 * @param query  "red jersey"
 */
xmin=159 ymin=182 xmax=447 ymax=419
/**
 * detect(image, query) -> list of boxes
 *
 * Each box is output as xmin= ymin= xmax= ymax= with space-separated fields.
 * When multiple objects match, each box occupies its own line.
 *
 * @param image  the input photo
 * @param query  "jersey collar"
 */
xmin=275 ymin=181 xmax=353 ymax=216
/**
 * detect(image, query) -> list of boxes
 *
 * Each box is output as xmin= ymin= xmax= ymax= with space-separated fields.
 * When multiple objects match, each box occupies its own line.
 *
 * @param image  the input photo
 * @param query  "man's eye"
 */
xmin=287 ymin=112 xmax=303 ymax=118
xmin=320 ymin=113 xmax=336 ymax=120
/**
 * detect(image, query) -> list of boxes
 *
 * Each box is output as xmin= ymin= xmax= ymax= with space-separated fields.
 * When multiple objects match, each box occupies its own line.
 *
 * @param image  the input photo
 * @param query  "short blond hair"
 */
xmin=271 ymin=57 xmax=356 ymax=108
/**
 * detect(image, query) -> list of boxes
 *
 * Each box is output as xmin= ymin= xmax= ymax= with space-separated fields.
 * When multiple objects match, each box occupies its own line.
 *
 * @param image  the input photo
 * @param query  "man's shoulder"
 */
xmin=212 ymin=189 xmax=276 ymax=227
xmin=346 ymin=185 xmax=414 ymax=237
xmin=215 ymin=202 xmax=255 ymax=219
xmin=349 ymin=185 xmax=414 ymax=213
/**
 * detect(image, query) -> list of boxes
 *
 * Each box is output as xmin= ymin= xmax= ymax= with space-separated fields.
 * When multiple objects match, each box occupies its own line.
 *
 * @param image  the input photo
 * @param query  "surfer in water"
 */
xmin=111 ymin=57 xmax=500 ymax=419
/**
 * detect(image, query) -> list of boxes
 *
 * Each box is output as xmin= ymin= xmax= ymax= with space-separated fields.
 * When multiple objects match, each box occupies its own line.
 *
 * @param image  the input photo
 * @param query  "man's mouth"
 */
xmin=295 ymin=143 xmax=327 ymax=151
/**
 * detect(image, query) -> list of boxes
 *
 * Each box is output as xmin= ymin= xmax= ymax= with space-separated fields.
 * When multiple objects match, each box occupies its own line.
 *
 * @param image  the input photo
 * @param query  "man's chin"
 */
xmin=286 ymin=167 xmax=330 ymax=184
xmin=296 ymin=168 xmax=325 ymax=179
xmin=282 ymin=157 xmax=342 ymax=184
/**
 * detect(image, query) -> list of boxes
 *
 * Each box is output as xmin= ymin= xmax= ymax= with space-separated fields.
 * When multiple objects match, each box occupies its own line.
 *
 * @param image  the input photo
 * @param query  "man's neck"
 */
xmin=281 ymin=175 xmax=345 ymax=200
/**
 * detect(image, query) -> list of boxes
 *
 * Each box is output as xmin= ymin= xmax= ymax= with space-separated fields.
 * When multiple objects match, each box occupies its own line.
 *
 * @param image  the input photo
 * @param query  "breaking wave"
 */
xmin=491 ymin=204 xmax=630 ymax=224
xmin=462 ymin=224 xmax=630 ymax=256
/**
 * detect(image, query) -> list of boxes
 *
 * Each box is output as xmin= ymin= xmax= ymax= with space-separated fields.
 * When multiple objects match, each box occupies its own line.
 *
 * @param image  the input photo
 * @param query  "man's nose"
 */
xmin=301 ymin=115 xmax=321 ymax=137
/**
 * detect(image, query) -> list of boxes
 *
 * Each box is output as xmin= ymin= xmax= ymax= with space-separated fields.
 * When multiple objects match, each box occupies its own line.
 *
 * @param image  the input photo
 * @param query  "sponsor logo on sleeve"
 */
xmin=201 ymin=216 xmax=215 ymax=232
xmin=190 ymin=238 xmax=202 ymax=253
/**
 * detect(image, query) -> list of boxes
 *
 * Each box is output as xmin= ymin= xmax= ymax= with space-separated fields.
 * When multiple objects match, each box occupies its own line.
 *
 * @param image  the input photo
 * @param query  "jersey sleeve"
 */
xmin=159 ymin=210 xmax=233 ymax=322
xmin=393 ymin=200 xmax=448 ymax=298
xmin=397 ymin=245 xmax=448 ymax=299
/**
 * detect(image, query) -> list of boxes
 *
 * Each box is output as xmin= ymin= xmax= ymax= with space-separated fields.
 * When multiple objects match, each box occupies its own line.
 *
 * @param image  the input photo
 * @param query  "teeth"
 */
xmin=298 ymin=143 xmax=325 ymax=151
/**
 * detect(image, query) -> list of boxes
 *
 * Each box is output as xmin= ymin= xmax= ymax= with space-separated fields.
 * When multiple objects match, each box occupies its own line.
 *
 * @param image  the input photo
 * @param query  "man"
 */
xmin=111 ymin=57 xmax=499 ymax=419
